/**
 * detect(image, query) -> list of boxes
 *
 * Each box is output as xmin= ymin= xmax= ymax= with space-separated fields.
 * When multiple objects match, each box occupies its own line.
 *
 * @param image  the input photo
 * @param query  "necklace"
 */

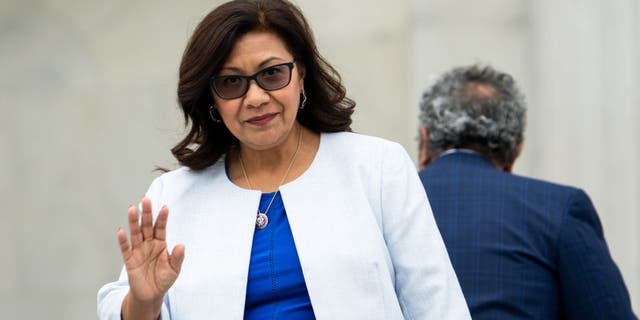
xmin=239 ymin=125 xmax=303 ymax=230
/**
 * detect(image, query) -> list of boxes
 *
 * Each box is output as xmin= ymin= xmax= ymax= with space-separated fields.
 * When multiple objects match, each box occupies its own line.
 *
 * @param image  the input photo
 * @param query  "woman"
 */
xmin=97 ymin=0 xmax=469 ymax=319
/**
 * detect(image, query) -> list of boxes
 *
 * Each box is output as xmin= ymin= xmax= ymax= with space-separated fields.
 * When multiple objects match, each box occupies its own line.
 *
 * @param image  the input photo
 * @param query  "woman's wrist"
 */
xmin=121 ymin=291 xmax=163 ymax=320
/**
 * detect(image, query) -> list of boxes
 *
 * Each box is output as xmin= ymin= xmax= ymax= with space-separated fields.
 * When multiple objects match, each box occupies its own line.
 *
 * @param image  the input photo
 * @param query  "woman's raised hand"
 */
xmin=117 ymin=197 xmax=185 ymax=318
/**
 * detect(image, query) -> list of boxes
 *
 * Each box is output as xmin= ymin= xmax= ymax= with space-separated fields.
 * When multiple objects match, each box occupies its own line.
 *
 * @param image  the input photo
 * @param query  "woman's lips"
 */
xmin=246 ymin=113 xmax=277 ymax=126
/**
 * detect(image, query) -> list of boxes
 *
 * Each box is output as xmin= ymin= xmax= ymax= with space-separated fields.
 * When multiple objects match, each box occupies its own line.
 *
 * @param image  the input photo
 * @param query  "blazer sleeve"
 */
xmin=556 ymin=188 xmax=637 ymax=320
xmin=379 ymin=142 xmax=470 ymax=319
xmin=96 ymin=177 xmax=172 ymax=320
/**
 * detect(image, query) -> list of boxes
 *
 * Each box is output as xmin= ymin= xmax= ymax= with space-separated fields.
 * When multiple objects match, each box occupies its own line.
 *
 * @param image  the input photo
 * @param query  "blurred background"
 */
xmin=1 ymin=0 xmax=638 ymax=318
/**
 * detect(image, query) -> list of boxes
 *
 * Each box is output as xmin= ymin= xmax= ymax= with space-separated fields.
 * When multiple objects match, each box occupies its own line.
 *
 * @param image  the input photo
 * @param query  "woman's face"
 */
xmin=212 ymin=31 xmax=305 ymax=151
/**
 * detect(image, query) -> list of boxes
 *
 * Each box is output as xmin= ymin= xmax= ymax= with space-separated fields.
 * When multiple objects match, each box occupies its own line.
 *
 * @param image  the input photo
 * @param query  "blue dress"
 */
xmin=243 ymin=191 xmax=316 ymax=320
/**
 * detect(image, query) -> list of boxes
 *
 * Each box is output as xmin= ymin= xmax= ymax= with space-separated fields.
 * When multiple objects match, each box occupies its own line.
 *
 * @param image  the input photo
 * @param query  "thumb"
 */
xmin=169 ymin=244 xmax=185 ymax=274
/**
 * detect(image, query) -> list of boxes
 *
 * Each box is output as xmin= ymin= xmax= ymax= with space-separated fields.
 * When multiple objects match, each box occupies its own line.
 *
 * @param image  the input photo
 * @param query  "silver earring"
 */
xmin=299 ymin=91 xmax=307 ymax=109
xmin=209 ymin=106 xmax=222 ymax=123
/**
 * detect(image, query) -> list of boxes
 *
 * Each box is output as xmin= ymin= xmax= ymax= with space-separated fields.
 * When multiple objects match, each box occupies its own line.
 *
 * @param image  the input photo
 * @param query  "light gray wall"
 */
xmin=1 ymin=1 xmax=220 ymax=318
xmin=1 ymin=0 xmax=637 ymax=318
xmin=527 ymin=0 xmax=640 ymax=310
xmin=301 ymin=0 xmax=413 ymax=145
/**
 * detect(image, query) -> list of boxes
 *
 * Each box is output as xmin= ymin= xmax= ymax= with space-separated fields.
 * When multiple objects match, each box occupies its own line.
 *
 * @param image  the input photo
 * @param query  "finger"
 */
xmin=128 ymin=205 xmax=143 ymax=248
xmin=169 ymin=244 xmax=185 ymax=274
xmin=117 ymin=228 xmax=132 ymax=261
xmin=140 ymin=197 xmax=153 ymax=241
xmin=154 ymin=205 xmax=169 ymax=241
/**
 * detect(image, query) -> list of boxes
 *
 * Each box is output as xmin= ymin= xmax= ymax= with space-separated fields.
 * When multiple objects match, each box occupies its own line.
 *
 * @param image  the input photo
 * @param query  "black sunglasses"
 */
xmin=210 ymin=61 xmax=295 ymax=100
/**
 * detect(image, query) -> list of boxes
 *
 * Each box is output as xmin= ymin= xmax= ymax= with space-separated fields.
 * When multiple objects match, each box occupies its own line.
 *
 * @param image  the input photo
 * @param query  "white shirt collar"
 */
xmin=439 ymin=148 xmax=482 ymax=158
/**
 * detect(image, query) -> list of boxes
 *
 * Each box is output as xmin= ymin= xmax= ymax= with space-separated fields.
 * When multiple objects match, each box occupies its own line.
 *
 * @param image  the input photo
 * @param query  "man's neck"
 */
xmin=438 ymin=148 xmax=513 ymax=173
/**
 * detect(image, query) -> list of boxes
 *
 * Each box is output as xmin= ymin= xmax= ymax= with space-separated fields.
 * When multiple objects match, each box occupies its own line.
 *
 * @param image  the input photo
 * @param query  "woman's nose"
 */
xmin=244 ymin=80 xmax=269 ymax=108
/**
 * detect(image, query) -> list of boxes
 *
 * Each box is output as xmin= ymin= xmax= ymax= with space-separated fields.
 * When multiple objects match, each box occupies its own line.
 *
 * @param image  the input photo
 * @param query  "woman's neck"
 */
xmin=228 ymin=124 xmax=320 ymax=192
xmin=240 ymin=126 xmax=302 ymax=172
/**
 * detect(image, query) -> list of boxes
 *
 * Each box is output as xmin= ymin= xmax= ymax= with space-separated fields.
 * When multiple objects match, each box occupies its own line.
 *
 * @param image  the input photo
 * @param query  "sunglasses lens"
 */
xmin=256 ymin=64 xmax=292 ymax=90
xmin=214 ymin=76 xmax=247 ymax=99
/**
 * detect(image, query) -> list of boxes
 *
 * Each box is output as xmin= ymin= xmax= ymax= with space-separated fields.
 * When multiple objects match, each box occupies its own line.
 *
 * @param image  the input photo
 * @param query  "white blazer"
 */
xmin=98 ymin=132 xmax=470 ymax=319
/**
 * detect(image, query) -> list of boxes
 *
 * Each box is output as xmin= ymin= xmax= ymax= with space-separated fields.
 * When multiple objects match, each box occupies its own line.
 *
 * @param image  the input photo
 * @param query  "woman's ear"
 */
xmin=297 ymin=64 xmax=306 ymax=87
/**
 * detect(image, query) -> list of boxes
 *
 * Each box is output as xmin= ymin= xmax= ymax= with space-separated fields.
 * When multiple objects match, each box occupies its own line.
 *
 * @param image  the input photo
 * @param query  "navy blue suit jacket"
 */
xmin=419 ymin=151 xmax=636 ymax=319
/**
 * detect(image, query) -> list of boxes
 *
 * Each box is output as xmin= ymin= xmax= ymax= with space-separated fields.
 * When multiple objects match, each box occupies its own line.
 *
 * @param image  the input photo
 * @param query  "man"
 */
xmin=418 ymin=65 xmax=636 ymax=319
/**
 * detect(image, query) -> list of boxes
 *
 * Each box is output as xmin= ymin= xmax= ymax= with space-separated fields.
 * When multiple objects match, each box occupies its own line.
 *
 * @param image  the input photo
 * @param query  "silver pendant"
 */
xmin=256 ymin=212 xmax=269 ymax=229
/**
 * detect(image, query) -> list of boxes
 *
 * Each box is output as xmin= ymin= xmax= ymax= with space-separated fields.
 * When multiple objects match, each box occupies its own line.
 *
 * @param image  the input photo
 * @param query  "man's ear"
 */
xmin=503 ymin=142 xmax=523 ymax=173
xmin=419 ymin=127 xmax=429 ymax=170
xmin=515 ymin=142 xmax=523 ymax=159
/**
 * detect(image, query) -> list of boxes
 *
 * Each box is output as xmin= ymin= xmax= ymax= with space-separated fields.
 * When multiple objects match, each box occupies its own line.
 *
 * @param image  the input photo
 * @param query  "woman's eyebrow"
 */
xmin=219 ymin=57 xmax=287 ymax=74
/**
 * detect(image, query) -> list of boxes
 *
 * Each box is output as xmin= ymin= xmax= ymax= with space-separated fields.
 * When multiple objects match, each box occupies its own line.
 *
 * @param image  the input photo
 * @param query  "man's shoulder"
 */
xmin=422 ymin=155 xmax=585 ymax=204
xmin=509 ymin=172 xmax=583 ymax=197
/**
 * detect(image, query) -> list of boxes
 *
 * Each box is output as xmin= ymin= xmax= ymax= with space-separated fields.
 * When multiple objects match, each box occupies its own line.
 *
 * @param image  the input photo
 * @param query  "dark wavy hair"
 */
xmin=172 ymin=0 xmax=355 ymax=170
xmin=419 ymin=65 xmax=526 ymax=165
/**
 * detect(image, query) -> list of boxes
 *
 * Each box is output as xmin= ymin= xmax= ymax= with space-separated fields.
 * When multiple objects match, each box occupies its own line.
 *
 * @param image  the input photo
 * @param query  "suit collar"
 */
xmin=433 ymin=149 xmax=497 ymax=169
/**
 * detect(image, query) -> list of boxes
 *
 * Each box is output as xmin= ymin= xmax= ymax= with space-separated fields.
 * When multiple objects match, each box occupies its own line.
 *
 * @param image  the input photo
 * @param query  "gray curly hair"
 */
xmin=419 ymin=65 xmax=526 ymax=165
